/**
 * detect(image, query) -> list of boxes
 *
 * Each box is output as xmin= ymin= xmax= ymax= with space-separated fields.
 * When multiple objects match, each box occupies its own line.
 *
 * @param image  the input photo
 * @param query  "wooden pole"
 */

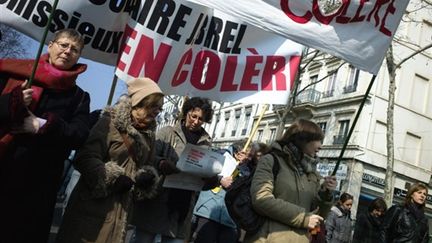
xmin=28 ymin=0 xmax=60 ymax=87
xmin=106 ymin=75 xmax=118 ymax=105
xmin=243 ymin=104 xmax=269 ymax=151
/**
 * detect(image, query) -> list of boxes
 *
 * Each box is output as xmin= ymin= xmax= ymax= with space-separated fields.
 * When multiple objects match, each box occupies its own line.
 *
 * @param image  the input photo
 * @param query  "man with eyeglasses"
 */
xmin=0 ymin=28 xmax=90 ymax=243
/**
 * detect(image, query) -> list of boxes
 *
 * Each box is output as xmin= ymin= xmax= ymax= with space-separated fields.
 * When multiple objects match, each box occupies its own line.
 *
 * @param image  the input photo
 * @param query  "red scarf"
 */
xmin=0 ymin=54 xmax=87 ymax=158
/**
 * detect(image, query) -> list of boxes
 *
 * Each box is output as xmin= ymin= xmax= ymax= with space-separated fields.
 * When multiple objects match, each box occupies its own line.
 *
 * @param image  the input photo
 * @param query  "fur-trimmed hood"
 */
xmin=103 ymin=96 xmax=155 ymax=166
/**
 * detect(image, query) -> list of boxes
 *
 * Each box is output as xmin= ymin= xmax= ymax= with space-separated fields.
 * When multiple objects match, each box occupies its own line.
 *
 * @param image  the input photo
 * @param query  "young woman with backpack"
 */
xmin=192 ymin=140 xmax=254 ymax=243
xmin=245 ymin=119 xmax=337 ymax=243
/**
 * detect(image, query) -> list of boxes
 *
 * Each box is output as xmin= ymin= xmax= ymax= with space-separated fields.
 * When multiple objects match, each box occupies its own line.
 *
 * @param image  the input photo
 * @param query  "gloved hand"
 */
xmin=111 ymin=175 xmax=134 ymax=193
xmin=322 ymin=175 xmax=337 ymax=192
xmin=135 ymin=171 xmax=156 ymax=189
xmin=158 ymin=159 xmax=180 ymax=175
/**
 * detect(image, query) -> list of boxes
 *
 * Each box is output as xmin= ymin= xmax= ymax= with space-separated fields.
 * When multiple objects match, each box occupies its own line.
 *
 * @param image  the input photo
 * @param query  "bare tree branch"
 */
xmin=297 ymin=61 xmax=347 ymax=95
xmin=0 ymin=24 xmax=29 ymax=58
xmin=395 ymin=43 xmax=432 ymax=69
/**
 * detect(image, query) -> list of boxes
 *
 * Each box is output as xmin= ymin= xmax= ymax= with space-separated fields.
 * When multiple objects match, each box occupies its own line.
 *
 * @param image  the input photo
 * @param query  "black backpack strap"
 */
xmin=269 ymin=152 xmax=280 ymax=181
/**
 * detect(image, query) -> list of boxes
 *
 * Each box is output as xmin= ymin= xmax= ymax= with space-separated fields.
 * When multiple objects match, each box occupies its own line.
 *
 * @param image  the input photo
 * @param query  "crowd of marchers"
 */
xmin=0 ymin=28 xmax=429 ymax=243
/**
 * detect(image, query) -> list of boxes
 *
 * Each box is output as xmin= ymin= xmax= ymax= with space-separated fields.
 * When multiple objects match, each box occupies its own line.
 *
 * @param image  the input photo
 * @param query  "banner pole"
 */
xmin=331 ymin=75 xmax=377 ymax=175
xmin=27 ymin=0 xmax=60 ymax=87
xmin=243 ymin=104 xmax=269 ymax=151
xmin=106 ymin=75 xmax=118 ymax=106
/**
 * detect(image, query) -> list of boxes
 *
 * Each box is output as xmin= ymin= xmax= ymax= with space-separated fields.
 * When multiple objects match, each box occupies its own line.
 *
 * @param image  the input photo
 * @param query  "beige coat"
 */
xmin=57 ymin=98 xmax=160 ymax=243
xmin=245 ymin=142 xmax=333 ymax=243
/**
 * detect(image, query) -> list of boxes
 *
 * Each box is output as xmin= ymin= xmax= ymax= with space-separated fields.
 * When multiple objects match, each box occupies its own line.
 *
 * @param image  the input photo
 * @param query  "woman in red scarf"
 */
xmin=0 ymin=28 xmax=90 ymax=243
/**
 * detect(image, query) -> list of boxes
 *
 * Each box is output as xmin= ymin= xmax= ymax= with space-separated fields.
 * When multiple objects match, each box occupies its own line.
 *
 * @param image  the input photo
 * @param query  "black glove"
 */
xmin=159 ymin=160 xmax=179 ymax=175
xmin=111 ymin=175 xmax=134 ymax=193
xmin=135 ymin=171 xmax=156 ymax=189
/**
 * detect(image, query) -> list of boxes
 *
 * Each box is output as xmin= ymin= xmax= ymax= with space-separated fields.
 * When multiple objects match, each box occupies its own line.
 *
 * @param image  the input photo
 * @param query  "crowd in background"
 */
xmin=1 ymin=29 xmax=429 ymax=243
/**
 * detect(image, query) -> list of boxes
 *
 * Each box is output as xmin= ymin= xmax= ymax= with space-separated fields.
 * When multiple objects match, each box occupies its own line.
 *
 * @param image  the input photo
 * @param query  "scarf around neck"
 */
xmin=0 ymin=54 xmax=87 ymax=159
xmin=283 ymin=142 xmax=314 ymax=175
xmin=407 ymin=202 xmax=425 ymax=221
xmin=0 ymin=53 xmax=87 ymax=92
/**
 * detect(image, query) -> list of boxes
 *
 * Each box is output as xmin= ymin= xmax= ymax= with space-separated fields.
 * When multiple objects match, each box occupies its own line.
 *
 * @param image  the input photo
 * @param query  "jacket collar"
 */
xmin=103 ymin=97 xmax=155 ymax=163
xmin=173 ymin=120 xmax=211 ymax=145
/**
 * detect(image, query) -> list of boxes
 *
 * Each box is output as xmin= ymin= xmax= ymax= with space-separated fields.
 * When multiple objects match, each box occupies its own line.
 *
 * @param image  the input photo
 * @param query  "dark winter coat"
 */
xmin=325 ymin=205 xmax=352 ymax=243
xmin=352 ymin=212 xmax=383 ymax=243
xmin=245 ymin=142 xmax=334 ymax=243
xmin=0 ymin=72 xmax=90 ymax=243
xmin=56 ymin=98 xmax=160 ymax=243
xmin=379 ymin=203 xmax=429 ymax=243
xmin=131 ymin=122 xmax=211 ymax=239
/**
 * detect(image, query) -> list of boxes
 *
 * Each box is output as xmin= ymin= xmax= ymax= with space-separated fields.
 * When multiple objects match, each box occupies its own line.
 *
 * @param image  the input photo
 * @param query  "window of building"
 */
xmin=309 ymin=75 xmax=318 ymax=89
xmin=221 ymin=112 xmax=230 ymax=137
xmin=410 ymin=74 xmax=429 ymax=113
xmin=269 ymin=128 xmax=277 ymax=142
xmin=371 ymin=121 xmax=387 ymax=155
xmin=344 ymin=65 xmax=359 ymax=93
xmin=232 ymin=109 xmax=241 ymax=136
xmin=318 ymin=122 xmax=327 ymax=135
xmin=324 ymin=71 xmax=337 ymax=97
xmin=339 ymin=120 xmax=350 ymax=136
xmin=333 ymin=119 xmax=349 ymax=144
xmin=402 ymin=132 xmax=421 ymax=166
xmin=242 ymin=106 xmax=252 ymax=136
xmin=257 ymin=130 xmax=263 ymax=142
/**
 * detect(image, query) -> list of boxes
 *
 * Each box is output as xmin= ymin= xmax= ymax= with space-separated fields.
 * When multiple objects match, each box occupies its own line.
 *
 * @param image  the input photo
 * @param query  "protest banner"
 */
xmin=188 ymin=0 xmax=409 ymax=75
xmin=115 ymin=0 xmax=303 ymax=104
xmin=2 ymin=0 xmax=304 ymax=104
xmin=1 ymin=0 xmax=132 ymax=65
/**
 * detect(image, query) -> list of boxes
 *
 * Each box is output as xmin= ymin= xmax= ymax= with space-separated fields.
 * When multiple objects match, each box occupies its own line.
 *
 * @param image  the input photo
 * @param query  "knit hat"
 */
xmin=127 ymin=77 xmax=163 ymax=107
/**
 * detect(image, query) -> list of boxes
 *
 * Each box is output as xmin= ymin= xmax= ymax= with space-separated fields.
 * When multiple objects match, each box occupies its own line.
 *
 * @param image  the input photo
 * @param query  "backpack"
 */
xmin=224 ymin=153 xmax=280 ymax=234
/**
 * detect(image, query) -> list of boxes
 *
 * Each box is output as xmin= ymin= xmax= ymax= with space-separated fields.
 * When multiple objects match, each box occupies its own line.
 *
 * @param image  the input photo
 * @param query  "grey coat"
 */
xmin=325 ymin=206 xmax=352 ymax=243
xmin=131 ymin=122 xmax=211 ymax=239
xmin=57 ymin=97 xmax=160 ymax=243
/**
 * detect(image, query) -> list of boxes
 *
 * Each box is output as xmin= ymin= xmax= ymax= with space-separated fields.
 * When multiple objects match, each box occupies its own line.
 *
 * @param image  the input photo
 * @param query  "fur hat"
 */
xmin=127 ymin=77 xmax=163 ymax=107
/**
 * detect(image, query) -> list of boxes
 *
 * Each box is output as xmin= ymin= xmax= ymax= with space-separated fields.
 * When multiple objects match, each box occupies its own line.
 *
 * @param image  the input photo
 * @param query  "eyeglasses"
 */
xmin=188 ymin=112 xmax=204 ymax=123
xmin=54 ymin=41 xmax=80 ymax=55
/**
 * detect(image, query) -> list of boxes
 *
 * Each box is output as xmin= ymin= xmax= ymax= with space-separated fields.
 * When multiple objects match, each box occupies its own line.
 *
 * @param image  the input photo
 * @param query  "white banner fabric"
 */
xmin=0 ymin=0 xmax=131 ymax=65
xmin=1 ymin=0 xmax=304 ymax=104
xmin=115 ymin=0 xmax=304 ymax=104
xmin=188 ymin=0 xmax=409 ymax=75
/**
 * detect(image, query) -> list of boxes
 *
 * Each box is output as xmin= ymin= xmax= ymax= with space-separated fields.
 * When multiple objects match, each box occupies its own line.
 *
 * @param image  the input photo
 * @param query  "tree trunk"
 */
xmin=384 ymin=45 xmax=396 ymax=206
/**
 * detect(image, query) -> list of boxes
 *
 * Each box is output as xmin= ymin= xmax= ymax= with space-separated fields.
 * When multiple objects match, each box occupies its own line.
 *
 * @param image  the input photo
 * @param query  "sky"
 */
xmin=25 ymin=35 xmax=127 ymax=111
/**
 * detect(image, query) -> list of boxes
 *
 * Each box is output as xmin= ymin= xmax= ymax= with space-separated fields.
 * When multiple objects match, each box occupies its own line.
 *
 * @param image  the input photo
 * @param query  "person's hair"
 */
xmin=368 ymin=197 xmax=387 ymax=213
xmin=337 ymin=192 xmax=354 ymax=206
xmin=136 ymin=93 xmax=164 ymax=108
xmin=181 ymin=97 xmax=213 ymax=123
xmin=253 ymin=142 xmax=271 ymax=154
xmin=231 ymin=139 xmax=249 ymax=154
xmin=52 ymin=28 xmax=85 ymax=52
xmin=277 ymin=119 xmax=324 ymax=149
xmin=405 ymin=182 xmax=428 ymax=208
